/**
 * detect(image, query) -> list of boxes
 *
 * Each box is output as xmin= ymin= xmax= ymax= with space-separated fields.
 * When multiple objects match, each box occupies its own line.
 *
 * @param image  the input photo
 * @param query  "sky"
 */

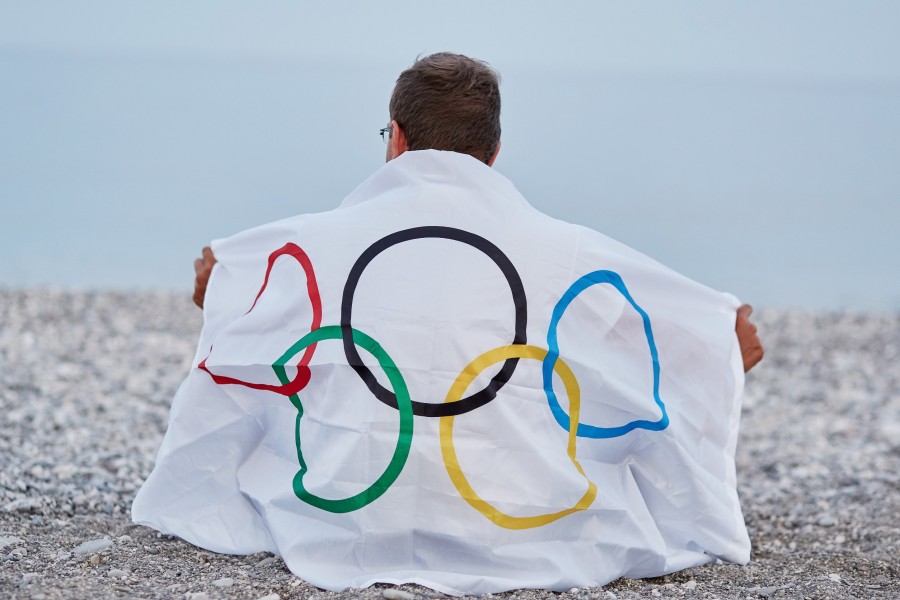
xmin=2 ymin=1 xmax=899 ymax=309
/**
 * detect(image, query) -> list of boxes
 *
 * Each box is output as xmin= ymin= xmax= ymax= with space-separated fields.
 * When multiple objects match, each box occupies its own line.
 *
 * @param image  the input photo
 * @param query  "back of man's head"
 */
xmin=390 ymin=52 xmax=501 ymax=164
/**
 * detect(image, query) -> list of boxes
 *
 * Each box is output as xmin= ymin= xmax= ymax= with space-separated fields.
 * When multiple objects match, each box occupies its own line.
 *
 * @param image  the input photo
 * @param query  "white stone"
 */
xmin=72 ymin=538 xmax=113 ymax=555
xmin=213 ymin=577 xmax=234 ymax=587
xmin=383 ymin=590 xmax=417 ymax=600
xmin=53 ymin=464 xmax=78 ymax=479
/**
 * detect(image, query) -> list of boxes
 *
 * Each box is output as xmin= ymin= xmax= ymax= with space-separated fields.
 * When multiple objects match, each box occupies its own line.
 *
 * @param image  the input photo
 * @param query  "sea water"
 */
xmin=2 ymin=51 xmax=898 ymax=310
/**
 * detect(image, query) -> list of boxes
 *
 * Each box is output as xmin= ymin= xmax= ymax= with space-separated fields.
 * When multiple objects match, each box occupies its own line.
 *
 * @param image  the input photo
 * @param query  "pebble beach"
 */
xmin=1 ymin=289 xmax=897 ymax=599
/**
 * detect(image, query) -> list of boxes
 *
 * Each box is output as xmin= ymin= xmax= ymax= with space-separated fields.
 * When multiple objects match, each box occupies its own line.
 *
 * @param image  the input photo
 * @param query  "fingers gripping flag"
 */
xmin=133 ymin=150 xmax=750 ymax=595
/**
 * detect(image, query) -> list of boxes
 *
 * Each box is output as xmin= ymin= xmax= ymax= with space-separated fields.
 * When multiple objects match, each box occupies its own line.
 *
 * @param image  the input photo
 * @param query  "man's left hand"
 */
xmin=736 ymin=304 xmax=764 ymax=373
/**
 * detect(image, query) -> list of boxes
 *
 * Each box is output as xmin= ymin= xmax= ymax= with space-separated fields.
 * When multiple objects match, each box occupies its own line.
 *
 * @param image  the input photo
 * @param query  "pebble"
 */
xmin=22 ymin=573 xmax=40 ymax=584
xmin=0 ymin=536 xmax=23 ymax=550
xmin=682 ymin=580 xmax=697 ymax=590
xmin=213 ymin=577 xmax=234 ymax=587
xmin=828 ymin=573 xmax=842 ymax=583
xmin=255 ymin=556 xmax=278 ymax=568
xmin=90 ymin=554 xmax=101 ymax=566
xmin=72 ymin=538 xmax=113 ymax=555
xmin=383 ymin=590 xmax=417 ymax=600
xmin=1 ymin=293 xmax=898 ymax=600
xmin=256 ymin=594 xmax=281 ymax=600
xmin=108 ymin=568 xmax=128 ymax=578
xmin=4 ymin=497 xmax=41 ymax=512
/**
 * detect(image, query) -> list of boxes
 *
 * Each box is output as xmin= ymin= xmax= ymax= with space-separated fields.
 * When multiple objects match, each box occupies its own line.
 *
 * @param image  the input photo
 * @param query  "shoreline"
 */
xmin=1 ymin=289 xmax=897 ymax=599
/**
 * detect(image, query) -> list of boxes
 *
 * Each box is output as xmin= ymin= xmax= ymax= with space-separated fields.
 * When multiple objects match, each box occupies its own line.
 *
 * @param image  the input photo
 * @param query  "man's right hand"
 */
xmin=193 ymin=246 xmax=217 ymax=309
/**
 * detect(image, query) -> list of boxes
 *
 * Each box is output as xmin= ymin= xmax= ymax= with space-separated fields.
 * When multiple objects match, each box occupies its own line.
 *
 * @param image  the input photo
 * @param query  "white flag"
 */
xmin=133 ymin=150 xmax=749 ymax=595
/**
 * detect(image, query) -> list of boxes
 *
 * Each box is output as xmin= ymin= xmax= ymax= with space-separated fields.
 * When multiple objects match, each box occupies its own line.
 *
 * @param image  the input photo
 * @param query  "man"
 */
xmin=136 ymin=53 xmax=763 ymax=594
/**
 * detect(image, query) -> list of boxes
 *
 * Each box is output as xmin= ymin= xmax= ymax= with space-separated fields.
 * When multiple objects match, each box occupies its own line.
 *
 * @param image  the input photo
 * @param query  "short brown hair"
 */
xmin=389 ymin=52 xmax=501 ymax=163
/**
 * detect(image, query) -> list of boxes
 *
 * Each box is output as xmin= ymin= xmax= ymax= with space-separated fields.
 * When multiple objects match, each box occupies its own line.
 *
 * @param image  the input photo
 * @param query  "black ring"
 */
xmin=341 ymin=226 xmax=527 ymax=417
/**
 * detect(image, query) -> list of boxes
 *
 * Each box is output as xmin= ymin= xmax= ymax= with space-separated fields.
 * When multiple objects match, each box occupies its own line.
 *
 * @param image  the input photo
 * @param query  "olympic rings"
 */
xmin=543 ymin=270 xmax=669 ymax=438
xmin=201 ymin=229 xmax=670 ymax=526
xmin=341 ymin=226 xmax=528 ymax=418
xmin=440 ymin=344 xmax=598 ymax=529
xmin=200 ymin=243 xmax=322 ymax=396
xmin=272 ymin=325 xmax=414 ymax=513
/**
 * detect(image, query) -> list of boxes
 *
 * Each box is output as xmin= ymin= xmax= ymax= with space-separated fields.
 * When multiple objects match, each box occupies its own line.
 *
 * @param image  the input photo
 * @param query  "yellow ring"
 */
xmin=439 ymin=344 xmax=597 ymax=529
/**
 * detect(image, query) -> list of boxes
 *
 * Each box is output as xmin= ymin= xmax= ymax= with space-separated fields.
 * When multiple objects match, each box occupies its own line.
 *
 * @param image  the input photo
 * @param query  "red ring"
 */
xmin=199 ymin=242 xmax=322 ymax=396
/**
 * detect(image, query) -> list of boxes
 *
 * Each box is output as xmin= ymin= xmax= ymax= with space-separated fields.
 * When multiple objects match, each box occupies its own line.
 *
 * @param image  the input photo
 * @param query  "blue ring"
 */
xmin=543 ymin=270 xmax=669 ymax=438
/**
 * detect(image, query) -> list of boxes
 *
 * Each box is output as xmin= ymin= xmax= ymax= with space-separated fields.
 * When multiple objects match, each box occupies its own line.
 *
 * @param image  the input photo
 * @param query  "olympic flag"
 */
xmin=132 ymin=150 xmax=750 ymax=595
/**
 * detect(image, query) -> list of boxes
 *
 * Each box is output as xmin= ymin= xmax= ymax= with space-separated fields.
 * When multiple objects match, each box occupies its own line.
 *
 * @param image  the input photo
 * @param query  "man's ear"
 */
xmin=388 ymin=120 xmax=409 ymax=161
xmin=486 ymin=141 xmax=501 ymax=167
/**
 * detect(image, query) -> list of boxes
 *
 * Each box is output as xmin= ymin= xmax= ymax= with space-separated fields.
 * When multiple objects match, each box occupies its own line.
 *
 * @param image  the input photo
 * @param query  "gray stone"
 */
xmin=255 ymin=556 xmax=278 ymax=568
xmin=213 ymin=577 xmax=234 ymax=587
xmin=0 ymin=536 xmax=22 ymax=550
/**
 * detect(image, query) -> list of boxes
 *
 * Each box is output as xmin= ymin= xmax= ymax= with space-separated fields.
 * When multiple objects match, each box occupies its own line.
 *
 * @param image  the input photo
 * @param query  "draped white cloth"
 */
xmin=132 ymin=150 xmax=749 ymax=595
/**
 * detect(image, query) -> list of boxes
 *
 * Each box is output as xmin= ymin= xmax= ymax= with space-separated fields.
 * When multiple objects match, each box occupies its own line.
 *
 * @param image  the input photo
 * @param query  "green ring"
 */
xmin=273 ymin=325 xmax=414 ymax=513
